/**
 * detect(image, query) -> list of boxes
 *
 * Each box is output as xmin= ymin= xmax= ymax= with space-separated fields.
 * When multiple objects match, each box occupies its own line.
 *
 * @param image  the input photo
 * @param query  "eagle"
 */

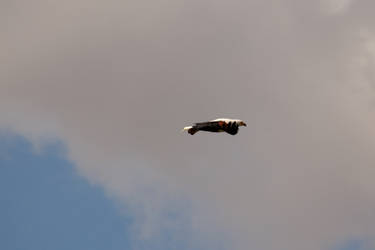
xmin=182 ymin=118 xmax=247 ymax=135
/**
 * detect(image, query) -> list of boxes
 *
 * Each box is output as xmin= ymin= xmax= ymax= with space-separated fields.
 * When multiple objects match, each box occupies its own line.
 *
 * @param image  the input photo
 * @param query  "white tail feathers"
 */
xmin=182 ymin=126 xmax=198 ymax=135
xmin=181 ymin=126 xmax=193 ymax=132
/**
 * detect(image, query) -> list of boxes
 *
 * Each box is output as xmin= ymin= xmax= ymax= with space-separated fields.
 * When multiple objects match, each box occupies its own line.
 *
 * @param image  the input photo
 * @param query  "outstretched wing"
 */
xmin=194 ymin=121 xmax=226 ymax=132
xmin=194 ymin=121 xmax=239 ymax=135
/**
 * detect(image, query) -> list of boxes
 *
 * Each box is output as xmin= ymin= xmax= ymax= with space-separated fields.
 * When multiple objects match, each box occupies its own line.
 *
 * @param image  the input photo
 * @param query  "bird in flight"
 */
xmin=182 ymin=118 xmax=247 ymax=135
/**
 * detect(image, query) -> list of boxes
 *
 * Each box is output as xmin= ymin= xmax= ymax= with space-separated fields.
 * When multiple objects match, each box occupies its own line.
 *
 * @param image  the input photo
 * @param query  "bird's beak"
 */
xmin=241 ymin=121 xmax=247 ymax=127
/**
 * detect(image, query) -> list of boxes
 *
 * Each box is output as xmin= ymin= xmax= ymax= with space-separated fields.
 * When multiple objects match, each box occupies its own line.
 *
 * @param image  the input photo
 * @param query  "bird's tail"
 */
xmin=181 ymin=126 xmax=198 ymax=135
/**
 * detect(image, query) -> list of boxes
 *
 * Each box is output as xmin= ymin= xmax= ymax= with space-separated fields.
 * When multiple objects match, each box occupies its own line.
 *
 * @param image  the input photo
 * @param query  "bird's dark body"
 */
xmin=193 ymin=121 xmax=239 ymax=135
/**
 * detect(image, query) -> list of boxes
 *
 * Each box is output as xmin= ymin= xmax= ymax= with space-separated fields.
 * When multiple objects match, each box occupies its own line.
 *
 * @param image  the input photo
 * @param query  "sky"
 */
xmin=0 ymin=134 xmax=363 ymax=250
xmin=2 ymin=0 xmax=375 ymax=249
xmin=0 ymin=134 xmax=132 ymax=250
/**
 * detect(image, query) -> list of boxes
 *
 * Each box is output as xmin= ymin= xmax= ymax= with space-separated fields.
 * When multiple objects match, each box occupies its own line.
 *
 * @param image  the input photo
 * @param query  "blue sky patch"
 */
xmin=0 ymin=134 xmax=132 ymax=250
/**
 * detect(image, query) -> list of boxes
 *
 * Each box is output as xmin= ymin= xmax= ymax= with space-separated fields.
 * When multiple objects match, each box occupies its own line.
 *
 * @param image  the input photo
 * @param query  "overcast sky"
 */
xmin=2 ymin=0 xmax=375 ymax=249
